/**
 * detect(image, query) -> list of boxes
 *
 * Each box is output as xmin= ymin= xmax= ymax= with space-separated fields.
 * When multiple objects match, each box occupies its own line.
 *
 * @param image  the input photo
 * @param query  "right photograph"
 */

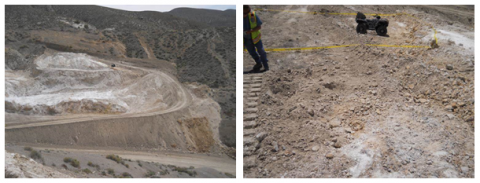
xmin=243 ymin=5 xmax=474 ymax=178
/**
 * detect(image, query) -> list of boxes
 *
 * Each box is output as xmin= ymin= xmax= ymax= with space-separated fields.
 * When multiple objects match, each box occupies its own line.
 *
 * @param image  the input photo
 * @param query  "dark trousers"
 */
xmin=244 ymin=38 xmax=269 ymax=70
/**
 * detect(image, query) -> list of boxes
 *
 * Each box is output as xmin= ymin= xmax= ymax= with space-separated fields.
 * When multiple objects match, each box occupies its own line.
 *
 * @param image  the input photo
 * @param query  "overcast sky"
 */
xmin=100 ymin=5 xmax=236 ymax=12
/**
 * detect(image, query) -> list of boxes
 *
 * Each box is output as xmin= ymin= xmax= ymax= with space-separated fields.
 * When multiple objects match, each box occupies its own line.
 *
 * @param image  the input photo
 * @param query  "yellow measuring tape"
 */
xmin=265 ymin=44 xmax=360 ymax=52
xmin=244 ymin=8 xmax=438 ymax=52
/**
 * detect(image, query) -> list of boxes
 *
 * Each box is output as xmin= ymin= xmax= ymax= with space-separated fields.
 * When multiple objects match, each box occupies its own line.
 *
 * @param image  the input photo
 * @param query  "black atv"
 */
xmin=356 ymin=12 xmax=389 ymax=36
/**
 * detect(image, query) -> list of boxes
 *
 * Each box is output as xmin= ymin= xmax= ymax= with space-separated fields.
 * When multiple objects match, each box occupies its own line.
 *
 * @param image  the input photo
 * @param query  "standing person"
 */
xmin=244 ymin=5 xmax=269 ymax=72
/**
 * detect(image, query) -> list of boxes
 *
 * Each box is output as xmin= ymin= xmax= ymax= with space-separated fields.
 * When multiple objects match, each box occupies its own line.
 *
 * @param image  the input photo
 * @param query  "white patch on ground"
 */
xmin=437 ymin=29 xmax=474 ymax=50
xmin=342 ymin=134 xmax=375 ymax=177
xmin=295 ymin=6 xmax=309 ymax=13
xmin=397 ymin=22 xmax=406 ymax=27
xmin=287 ymin=18 xmax=297 ymax=24
xmin=36 ymin=52 xmax=108 ymax=70
xmin=433 ymin=151 xmax=448 ymax=157
xmin=5 ymin=151 xmax=71 ymax=178
xmin=6 ymin=90 xmax=117 ymax=106
xmin=59 ymin=19 xmax=95 ymax=30
xmin=345 ymin=6 xmax=357 ymax=11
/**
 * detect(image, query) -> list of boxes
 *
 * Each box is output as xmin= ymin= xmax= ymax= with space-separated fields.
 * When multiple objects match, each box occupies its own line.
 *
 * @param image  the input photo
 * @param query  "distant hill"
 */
xmin=167 ymin=8 xmax=236 ymax=27
xmin=5 ymin=5 xmax=207 ymax=31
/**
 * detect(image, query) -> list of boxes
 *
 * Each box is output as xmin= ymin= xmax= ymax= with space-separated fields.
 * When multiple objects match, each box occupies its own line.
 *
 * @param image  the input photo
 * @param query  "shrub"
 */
xmin=174 ymin=167 xmax=197 ymax=177
xmin=52 ymin=163 xmax=56 ymax=167
xmin=125 ymin=164 xmax=129 ymax=168
xmin=144 ymin=170 xmax=155 ymax=177
xmin=106 ymin=154 xmax=129 ymax=168
xmin=71 ymin=159 xmax=80 ymax=168
xmin=61 ymin=164 xmax=68 ymax=170
xmin=64 ymin=157 xmax=79 ymax=168
xmin=101 ymin=171 xmax=106 ymax=176
xmin=107 ymin=168 xmax=115 ymax=175
xmin=159 ymin=169 xmax=169 ymax=175
xmin=106 ymin=154 xmax=123 ymax=164
xmin=225 ymin=172 xmax=235 ymax=178
xmin=120 ymin=172 xmax=133 ymax=178
xmin=74 ymin=20 xmax=80 ymax=24
xmin=82 ymin=168 xmax=92 ymax=174
xmin=24 ymin=147 xmax=33 ymax=151
xmin=87 ymin=161 xmax=100 ymax=169
xmin=29 ymin=150 xmax=42 ymax=160
xmin=63 ymin=157 xmax=73 ymax=163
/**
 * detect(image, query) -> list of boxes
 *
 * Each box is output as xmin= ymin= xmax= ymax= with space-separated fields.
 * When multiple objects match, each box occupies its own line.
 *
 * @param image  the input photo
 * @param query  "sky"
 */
xmin=100 ymin=5 xmax=236 ymax=12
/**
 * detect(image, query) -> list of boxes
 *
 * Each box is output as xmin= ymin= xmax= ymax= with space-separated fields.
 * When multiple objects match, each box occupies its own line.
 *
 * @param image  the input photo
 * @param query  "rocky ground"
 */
xmin=243 ymin=5 xmax=474 ymax=178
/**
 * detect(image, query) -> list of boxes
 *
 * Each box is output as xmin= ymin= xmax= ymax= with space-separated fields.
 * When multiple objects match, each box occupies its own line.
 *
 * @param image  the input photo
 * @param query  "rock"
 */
xmin=446 ymin=64 xmax=453 ymax=70
xmin=307 ymin=108 xmax=315 ymax=116
xmin=312 ymin=145 xmax=320 ymax=152
xmin=272 ymin=141 xmax=279 ymax=152
xmin=255 ymin=132 xmax=268 ymax=142
xmin=349 ymin=106 xmax=355 ymax=111
xmin=418 ymin=99 xmax=427 ymax=103
xmin=333 ymin=142 xmax=342 ymax=148
xmin=326 ymin=153 xmax=334 ymax=159
xmin=345 ymin=127 xmax=353 ymax=133
xmin=461 ymin=166 xmax=469 ymax=173
xmin=330 ymin=118 xmax=341 ymax=128
xmin=426 ymin=160 xmax=433 ymax=165
xmin=445 ymin=105 xmax=453 ymax=111
xmin=408 ymin=84 xmax=415 ymax=89
xmin=243 ymin=156 xmax=257 ymax=170
xmin=446 ymin=114 xmax=455 ymax=120
xmin=376 ymin=109 xmax=381 ymax=115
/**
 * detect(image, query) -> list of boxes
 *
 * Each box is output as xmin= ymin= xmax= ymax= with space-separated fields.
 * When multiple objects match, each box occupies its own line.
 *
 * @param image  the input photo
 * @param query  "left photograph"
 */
xmin=5 ymin=5 xmax=236 ymax=178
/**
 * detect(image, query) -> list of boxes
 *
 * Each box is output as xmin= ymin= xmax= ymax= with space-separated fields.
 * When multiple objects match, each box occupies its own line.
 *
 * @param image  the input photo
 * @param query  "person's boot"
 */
xmin=262 ymin=62 xmax=269 ymax=71
xmin=253 ymin=63 xmax=262 ymax=72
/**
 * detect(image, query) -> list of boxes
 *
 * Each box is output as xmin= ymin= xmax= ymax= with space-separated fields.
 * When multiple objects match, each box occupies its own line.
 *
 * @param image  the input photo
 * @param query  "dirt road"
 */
xmin=14 ymin=145 xmax=236 ymax=175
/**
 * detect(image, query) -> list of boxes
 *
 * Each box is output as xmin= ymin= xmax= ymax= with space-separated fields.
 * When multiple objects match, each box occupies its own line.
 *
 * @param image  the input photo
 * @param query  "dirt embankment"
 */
xmin=243 ymin=5 xmax=474 ymax=178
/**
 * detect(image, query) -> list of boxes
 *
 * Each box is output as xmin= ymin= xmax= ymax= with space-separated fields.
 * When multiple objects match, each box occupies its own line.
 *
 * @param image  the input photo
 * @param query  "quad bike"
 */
xmin=356 ymin=12 xmax=389 ymax=36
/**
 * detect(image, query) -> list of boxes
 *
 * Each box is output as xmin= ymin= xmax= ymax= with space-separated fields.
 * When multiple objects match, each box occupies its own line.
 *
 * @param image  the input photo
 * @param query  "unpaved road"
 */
xmin=16 ymin=145 xmax=236 ymax=175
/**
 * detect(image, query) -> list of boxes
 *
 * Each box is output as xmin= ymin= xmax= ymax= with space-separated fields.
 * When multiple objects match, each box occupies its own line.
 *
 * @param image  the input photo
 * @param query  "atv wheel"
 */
xmin=356 ymin=23 xmax=367 ymax=34
xmin=376 ymin=25 xmax=387 ymax=36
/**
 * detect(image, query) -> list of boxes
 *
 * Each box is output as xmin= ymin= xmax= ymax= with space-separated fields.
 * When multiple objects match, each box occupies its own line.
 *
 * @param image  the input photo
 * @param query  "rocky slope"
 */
xmin=167 ymin=8 xmax=236 ymax=27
